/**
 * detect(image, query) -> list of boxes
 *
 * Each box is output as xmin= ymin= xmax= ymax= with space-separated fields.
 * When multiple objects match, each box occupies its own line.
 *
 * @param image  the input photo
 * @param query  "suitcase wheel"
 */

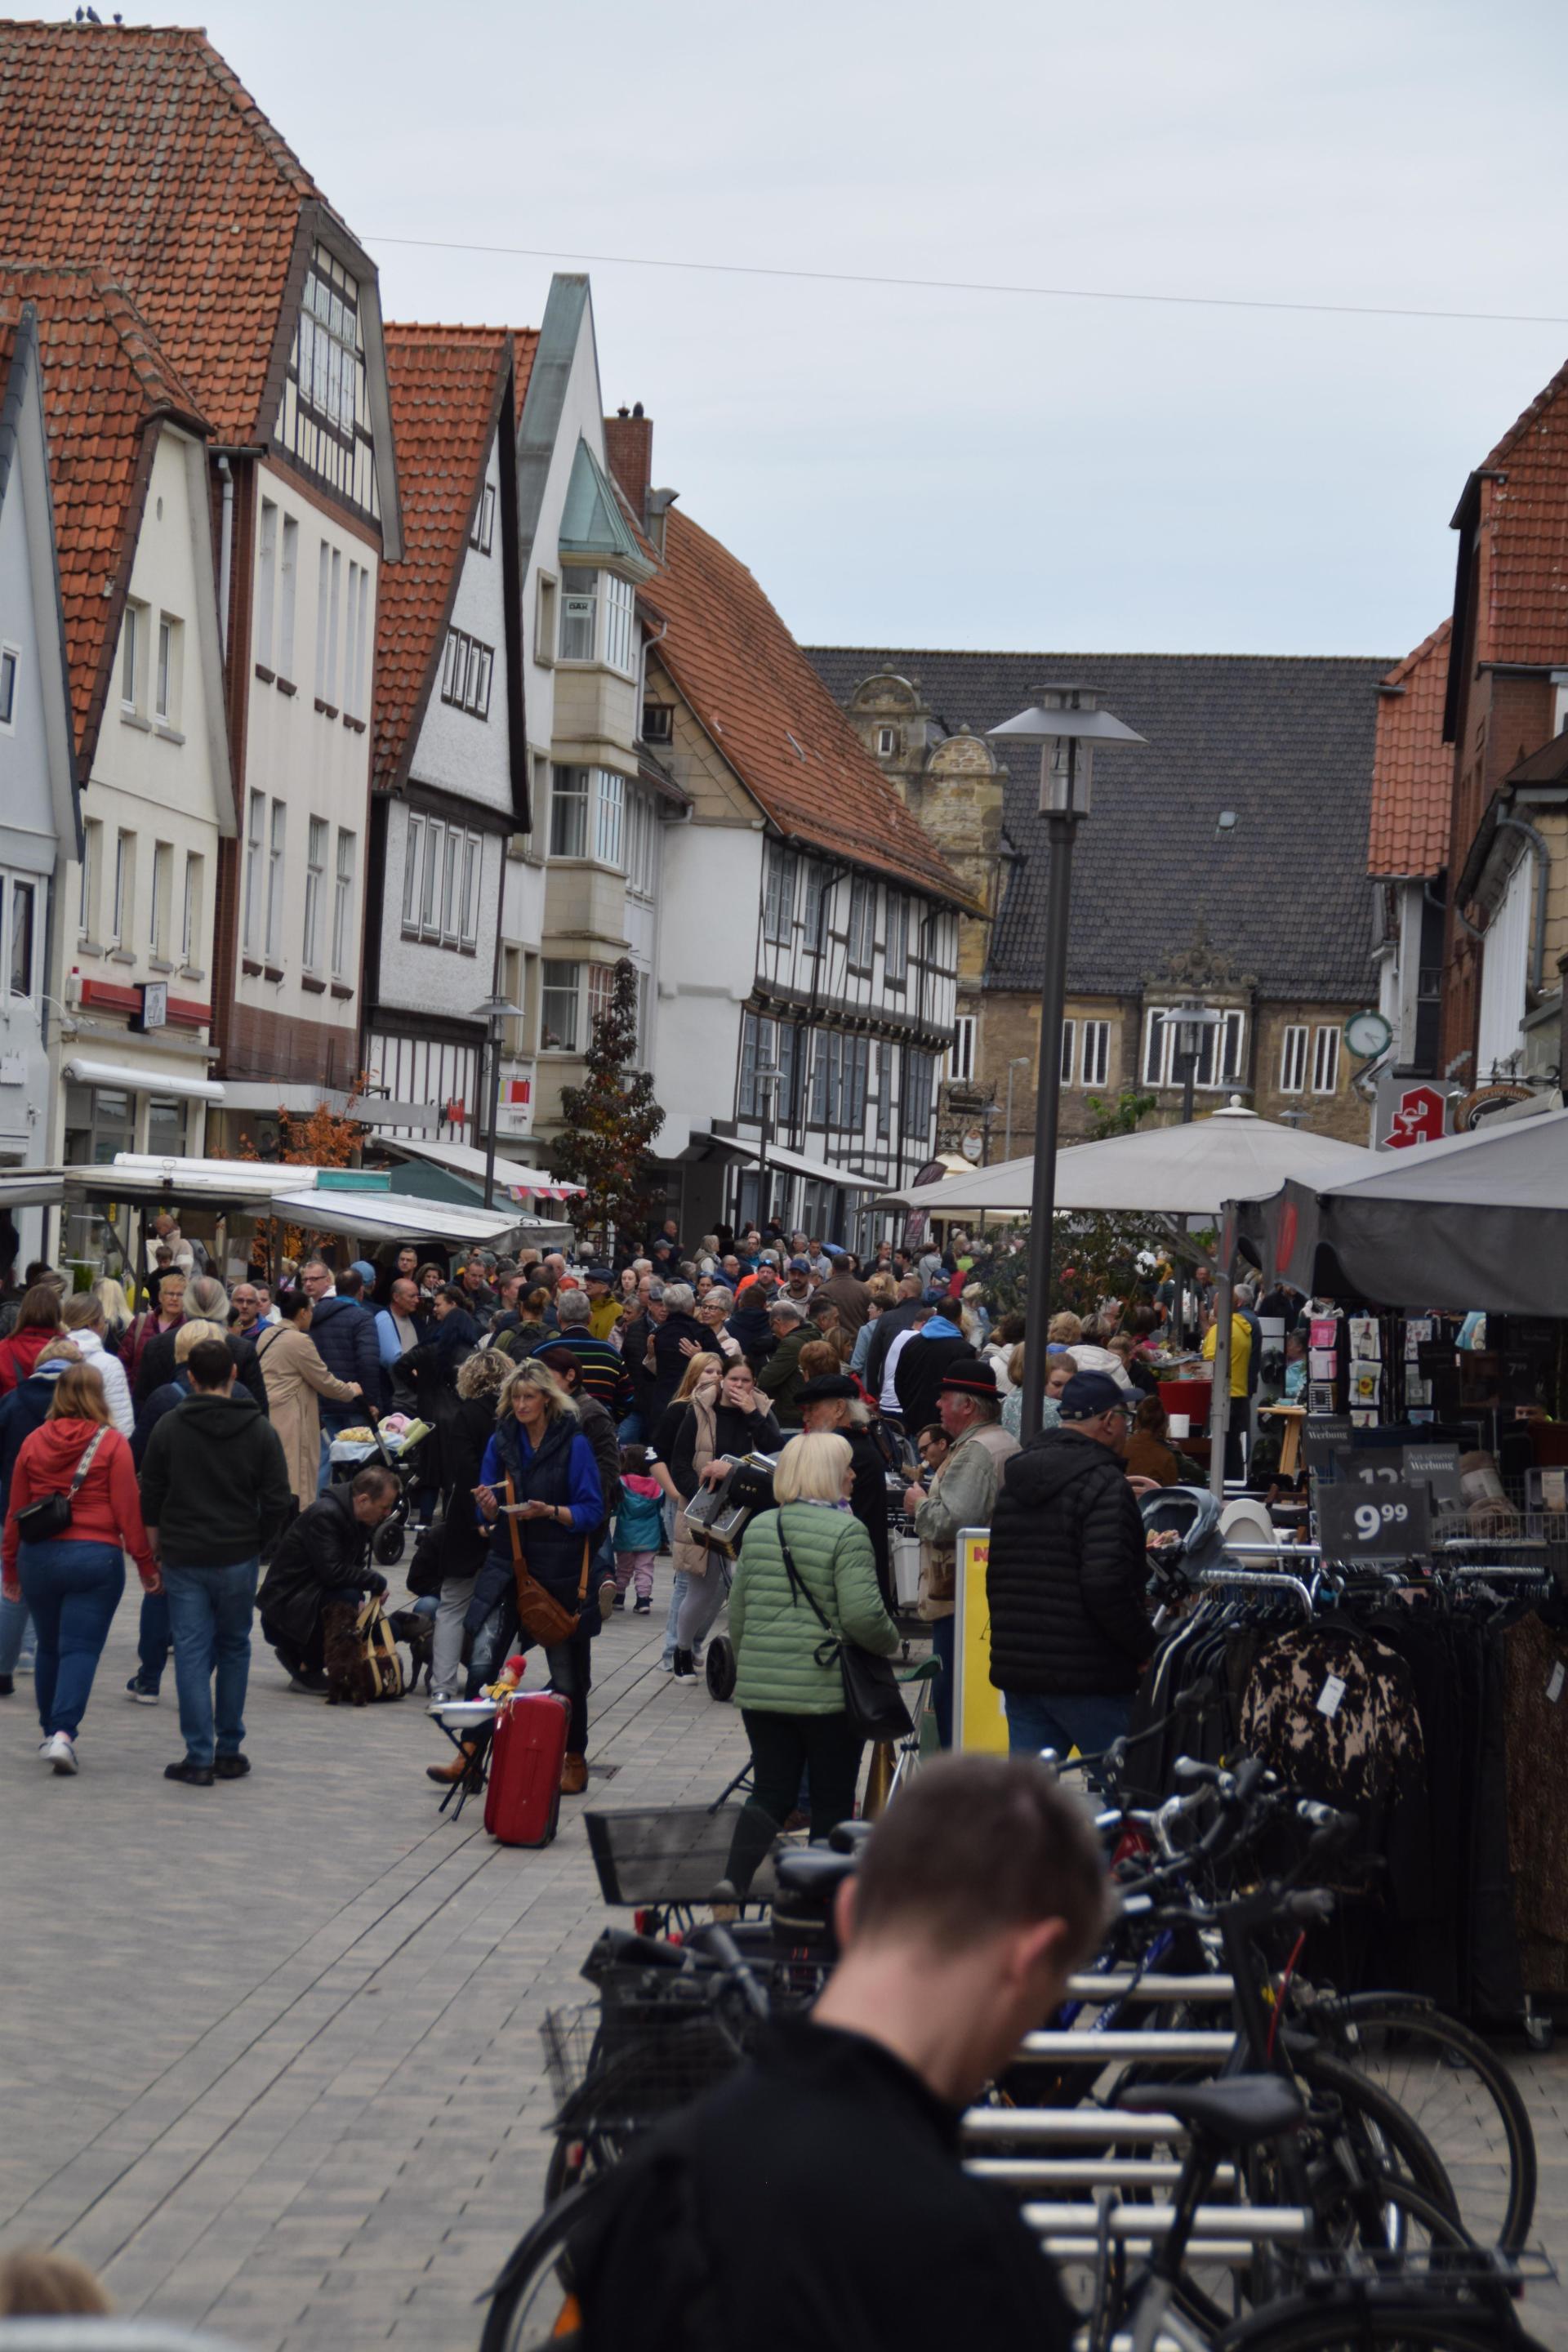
xmin=705 ymin=1637 xmax=737 ymax=1704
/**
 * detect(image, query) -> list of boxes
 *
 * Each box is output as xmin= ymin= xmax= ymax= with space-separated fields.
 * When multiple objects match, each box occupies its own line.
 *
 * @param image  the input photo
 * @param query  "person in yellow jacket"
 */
xmin=583 ymin=1269 xmax=622 ymax=1343
xmin=1200 ymin=1301 xmax=1252 ymax=1397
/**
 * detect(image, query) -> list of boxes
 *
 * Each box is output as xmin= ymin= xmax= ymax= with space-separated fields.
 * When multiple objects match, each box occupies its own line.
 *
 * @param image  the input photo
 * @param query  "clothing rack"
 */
xmin=1196 ymin=1566 xmax=1315 ymax=1616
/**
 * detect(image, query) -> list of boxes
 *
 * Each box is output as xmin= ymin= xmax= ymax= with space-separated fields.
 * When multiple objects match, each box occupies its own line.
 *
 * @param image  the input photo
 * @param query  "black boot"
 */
xmin=671 ymin=1647 xmax=697 ymax=1684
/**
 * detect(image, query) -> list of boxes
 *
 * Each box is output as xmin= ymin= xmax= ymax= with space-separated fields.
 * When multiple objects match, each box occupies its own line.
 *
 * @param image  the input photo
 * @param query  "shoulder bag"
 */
xmin=777 ymin=1514 xmax=911 ymax=1744
xmin=505 ymin=1476 xmax=590 ymax=1648
xmin=15 ymin=1425 xmax=112 ymax=1544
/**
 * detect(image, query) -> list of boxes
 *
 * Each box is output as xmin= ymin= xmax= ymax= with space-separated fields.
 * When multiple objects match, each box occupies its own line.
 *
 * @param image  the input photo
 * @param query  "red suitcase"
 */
xmin=484 ymin=1690 xmax=572 ymax=1846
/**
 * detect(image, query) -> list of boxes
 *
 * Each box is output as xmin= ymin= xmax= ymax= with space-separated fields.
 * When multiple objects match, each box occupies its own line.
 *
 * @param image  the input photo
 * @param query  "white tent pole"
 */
xmin=1209 ymin=1270 xmax=1233 ymax=1501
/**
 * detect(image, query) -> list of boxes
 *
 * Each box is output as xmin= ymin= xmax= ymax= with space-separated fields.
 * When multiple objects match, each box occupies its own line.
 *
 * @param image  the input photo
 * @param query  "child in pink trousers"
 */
xmin=612 ymin=1446 xmax=663 ymax=1614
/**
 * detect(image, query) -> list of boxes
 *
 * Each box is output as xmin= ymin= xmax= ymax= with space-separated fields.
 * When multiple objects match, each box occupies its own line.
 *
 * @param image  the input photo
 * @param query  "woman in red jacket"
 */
xmin=0 ymin=1283 xmax=65 ymax=1396
xmin=2 ymin=1362 xmax=160 ymax=1774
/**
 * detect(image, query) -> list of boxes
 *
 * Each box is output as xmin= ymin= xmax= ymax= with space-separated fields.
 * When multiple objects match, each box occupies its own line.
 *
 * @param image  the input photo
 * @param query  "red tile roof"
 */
xmin=1368 ymin=620 xmax=1451 ymax=878
xmin=374 ymin=324 xmax=515 ymax=792
xmin=511 ymin=330 xmax=540 ymax=430
xmin=650 ymin=506 xmax=971 ymax=906
xmin=0 ymin=22 xmax=321 ymax=442
xmin=0 ymin=265 xmax=208 ymax=766
xmin=1470 ymin=359 xmax=1568 ymax=668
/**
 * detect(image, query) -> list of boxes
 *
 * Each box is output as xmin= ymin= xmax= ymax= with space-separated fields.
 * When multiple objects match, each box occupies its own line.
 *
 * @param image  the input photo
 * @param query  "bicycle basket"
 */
xmin=541 ymin=1995 xmax=751 ymax=2135
xmin=584 ymin=1806 xmax=779 ymax=1907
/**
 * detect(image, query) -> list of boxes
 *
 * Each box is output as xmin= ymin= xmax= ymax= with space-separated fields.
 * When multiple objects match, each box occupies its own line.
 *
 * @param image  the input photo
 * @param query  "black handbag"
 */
xmin=14 ymin=1425 xmax=110 ymax=1543
xmin=777 ymin=1516 xmax=912 ymax=1744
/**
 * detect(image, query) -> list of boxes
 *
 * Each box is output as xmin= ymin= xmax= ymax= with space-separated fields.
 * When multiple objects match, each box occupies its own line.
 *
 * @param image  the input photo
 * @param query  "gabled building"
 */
xmin=810 ymin=652 xmax=1388 ymax=1150
xmin=0 ymin=303 xmax=79 ymax=1264
xmin=602 ymin=416 xmax=972 ymax=1241
xmin=1368 ymin=621 xmax=1450 ymax=1081
xmin=367 ymin=325 xmax=531 ymax=1140
xmin=0 ymin=21 xmax=403 ymax=1138
xmin=0 ymin=268 xmax=233 ymax=1257
xmin=1436 ymin=365 xmax=1568 ymax=1090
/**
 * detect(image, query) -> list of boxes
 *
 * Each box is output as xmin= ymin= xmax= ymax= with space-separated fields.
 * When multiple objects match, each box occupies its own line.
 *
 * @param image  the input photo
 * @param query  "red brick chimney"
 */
xmin=604 ymin=403 xmax=652 ymax=524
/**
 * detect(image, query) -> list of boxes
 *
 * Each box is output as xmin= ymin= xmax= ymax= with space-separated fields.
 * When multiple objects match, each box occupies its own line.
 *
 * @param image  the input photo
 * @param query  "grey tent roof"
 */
xmin=806 ymin=649 xmax=1390 ymax=1001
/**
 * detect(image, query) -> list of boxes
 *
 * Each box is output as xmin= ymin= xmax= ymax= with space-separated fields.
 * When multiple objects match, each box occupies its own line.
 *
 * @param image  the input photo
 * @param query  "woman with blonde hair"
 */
xmin=727 ymin=1430 xmax=900 ymax=1843
xmin=2 ymin=1362 xmax=159 ymax=1772
xmin=465 ymin=1358 xmax=604 ymax=1793
xmin=666 ymin=1353 xmax=783 ymax=1680
xmin=254 ymin=1287 xmax=363 ymax=1504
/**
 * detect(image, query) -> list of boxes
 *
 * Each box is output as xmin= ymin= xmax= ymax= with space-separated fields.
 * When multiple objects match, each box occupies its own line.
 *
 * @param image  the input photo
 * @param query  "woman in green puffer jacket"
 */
xmin=729 ymin=1430 xmax=901 ymax=1842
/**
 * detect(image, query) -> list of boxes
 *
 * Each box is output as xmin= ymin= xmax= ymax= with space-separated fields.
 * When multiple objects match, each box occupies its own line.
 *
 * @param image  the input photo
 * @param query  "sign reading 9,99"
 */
xmin=1317 ymin=1481 xmax=1432 ymax=1561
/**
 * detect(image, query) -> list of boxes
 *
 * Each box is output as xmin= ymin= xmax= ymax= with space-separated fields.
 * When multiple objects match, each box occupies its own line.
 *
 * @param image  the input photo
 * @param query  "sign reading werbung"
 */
xmin=953 ymin=1526 xmax=1007 ymax=1753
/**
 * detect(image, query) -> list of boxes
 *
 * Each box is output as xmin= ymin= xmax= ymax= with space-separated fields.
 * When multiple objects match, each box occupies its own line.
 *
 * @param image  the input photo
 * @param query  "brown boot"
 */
xmin=426 ymin=1740 xmax=479 ymax=1785
xmin=561 ymin=1752 xmax=588 ymax=1795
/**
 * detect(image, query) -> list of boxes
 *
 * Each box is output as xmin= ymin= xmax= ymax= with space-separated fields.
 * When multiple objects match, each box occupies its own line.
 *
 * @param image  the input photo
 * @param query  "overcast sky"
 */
xmin=183 ymin=0 xmax=1568 ymax=661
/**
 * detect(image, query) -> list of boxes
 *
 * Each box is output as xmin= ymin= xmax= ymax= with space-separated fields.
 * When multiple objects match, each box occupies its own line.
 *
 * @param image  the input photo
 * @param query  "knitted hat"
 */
xmin=1058 ymin=1370 xmax=1128 ymax=1422
xmin=940 ymin=1359 xmax=999 ymax=1400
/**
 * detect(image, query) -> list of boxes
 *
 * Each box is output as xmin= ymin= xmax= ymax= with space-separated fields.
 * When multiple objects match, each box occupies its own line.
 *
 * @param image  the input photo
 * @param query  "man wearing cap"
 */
xmin=797 ymin=1371 xmax=895 ymax=1606
xmin=902 ymin=1361 xmax=1019 ymax=1747
xmin=757 ymin=1298 xmax=811 ymax=1428
xmin=782 ymin=1257 xmax=816 ymax=1307
xmin=986 ymin=1370 xmax=1155 ymax=1775
xmin=582 ymin=1268 xmax=621 ymax=1343
xmin=893 ymin=1290 xmax=978 ymax=1437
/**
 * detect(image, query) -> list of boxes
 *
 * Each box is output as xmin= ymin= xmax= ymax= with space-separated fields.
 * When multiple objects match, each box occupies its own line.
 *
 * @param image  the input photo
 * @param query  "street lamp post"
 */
xmin=470 ymin=991 xmax=528 ymax=1215
xmin=1003 ymin=1054 xmax=1030 ymax=1161
xmin=1161 ymin=998 xmax=1225 ymax=1127
xmin=987 ymin=688 xmax=1147 ymax=1437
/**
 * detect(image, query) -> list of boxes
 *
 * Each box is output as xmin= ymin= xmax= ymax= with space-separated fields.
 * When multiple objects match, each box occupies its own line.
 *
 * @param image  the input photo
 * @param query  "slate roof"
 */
xmin=653 ymin=512 xmax=969 ymax=906
xmin=0 ymin=22 xmax=323 ymax=445
xmin=807 ymin=648 xmax=1390 ymax=1000
xmin=373 ymin=323 xmax=517 ymax=794
xmin=1471 ymin=359 xmax=1568 ymax=668
xmin=0 ymin=265 xmax=208 ymax=765
xmin=1368 ymin=621 xmax=1451 ymax=879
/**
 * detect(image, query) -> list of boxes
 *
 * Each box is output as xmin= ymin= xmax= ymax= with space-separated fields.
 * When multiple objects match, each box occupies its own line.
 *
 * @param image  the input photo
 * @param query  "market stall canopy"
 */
xmin=1247 ymin=1106 xmax=1568 ymax=1316
xmin=372 ymin=1134 xmax=583 ymax=1204
xmin=879 ymin=1105 xmax=1380 ymax=1219
xmin=84 ymin=1155 xmax=324 ymax=1203
xmin=0 ymin=1169 xmax=67 ymax=1210
xmin=689 ymin=1134 xmax=884 ymax=1193
xmin=268 ymin=1187 xmax=541 ymax=1250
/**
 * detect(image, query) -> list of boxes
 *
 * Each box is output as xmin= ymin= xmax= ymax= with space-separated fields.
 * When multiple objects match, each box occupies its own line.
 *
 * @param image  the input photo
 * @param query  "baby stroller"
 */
xmin=327 ymin=1415 xmax=431 ymax=1567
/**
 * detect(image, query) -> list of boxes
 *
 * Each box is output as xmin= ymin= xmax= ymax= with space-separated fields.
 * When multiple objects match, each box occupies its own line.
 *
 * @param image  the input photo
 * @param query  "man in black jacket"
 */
xmin=893 ymin=1293 xmax=977 ymax=1437
xmin=138 ymin=1337 xmax=295 ymax=1786
xmin=133 ymin=1273 xmax=268 ymax=1415
xmin=987 ymin=1370 xmax=1155 ymax=1776
xmin=256 ymin=1466 xmax=399 ymax=1693
xmin=301 ymin=1258 xmax=382 ymax=1473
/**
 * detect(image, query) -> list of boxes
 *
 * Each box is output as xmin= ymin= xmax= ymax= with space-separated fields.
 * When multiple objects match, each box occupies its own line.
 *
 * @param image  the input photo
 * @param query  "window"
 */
xmin=876 ymin=1042 xmax=893 ymax=1138
xmin=332 ymin=828 xmax=356 ymax=978
xmin=1060 ymin=1020 xmax=1077 ymax=1086
xmin=535 ymin=573 xmax=558 ymax=663
xmin=541 ymin=960 xmax=581 ymax=1051
xmin=314 ymin=541 xmax=331 ymax=697
xmin=559 ymin=567 xmax=597 ymax=661
xmin=948 ymin=1014 xmax=976 ymax=1084
xmin=603 ymin=572 xmax=635 ymax=676
xmin=763 ymin=844 xmax=796 ymax=944
xmin=297 ymin=262 xmax=359 ymax=437
xmin=180 ymin=853 xmax=202 ymax=968
xmin=587 ymin=961 xmax=616 ymax=1035
xmin=442 ymin=626 xmax=493 ymax=719
xmin=1280 ymin=1024 xmax=1308 ymax=1094
xmin=441 ymin=826 xmax=460 ymax=939
xmin=876 ymin=725 xmax=897 ymax=757
xmin=420 ymin=818 xmax=442 ymax=932
xmin=1081 ymin=1018 xmax=1110 ymax=1089
xmin=111 ymin=828 xmax=132 ymax=946
xmin=342 ymin=564 xmax=359 ymax=715
xmin=402 ymin=813 xmax=425 ymax=933
xmin=643 ymin=702 xmax=673 ymax=744
xmin=885 ymin=892 xmax=908 ymax=986
xmin=255 ymin=500 xmax=278 ymax=666
xmin=149 ymin=840 xmax=172 ymax=957
xmin=802 ymin=862 xmax=826 ymax=951
xmin=303 ymin=816 xmax=327 ymax=968
xmin=154 ymin=615 xmax=178 ymax=724
xmin=847 ymin=879 xmax=874 ymax=968
xmin=595 ymin=768 xmax=624 ymax=868
xmin=1143 ymin=1005 xmax=1245 ymax=1090
xmin=461 ymin=833 xmax=480 ymax=948
xmin=327 ymin=549 xmax=341 ymax=701
xmin=278 ymin=515 xmax=299 ymax=677
xmin=350 ymin=559 xmax=369 ymax=719
xmin=79 ymin=818 xmax=100 ymax=939
xmin=812 ymin=1035 xmax=870 ymax=1129
xmin=738 ymin=1013 xmax=799 ymax=1120
xmin=243 ymin=791 xmax=265 ymax=951
xmin=626 ymin=786 xmax=658 ymax=898
xmin=470 ymin=479 xmax=496 ymax=555
xmin=120 ymin=601 xmax=141 ymax=711
xmin=550 ymin=766 xmax=590 ymax=858
xmin=904 ymin=1048 xmax=936 ymax=1138
xmin=1312 ymin=1025 xmax=1341 ymax=1096
xmin=9 ymin=880 xmax=35 ymax=996
xmin=265 ymin=800 xmax=287 ymax=960
xmin=0 ymin=645 xmax=18 ymax=727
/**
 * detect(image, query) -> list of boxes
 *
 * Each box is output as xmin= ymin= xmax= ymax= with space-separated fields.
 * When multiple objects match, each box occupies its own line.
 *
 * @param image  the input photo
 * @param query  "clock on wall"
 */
xmin=1343 ymin=1009 xmax=1392 ymax=1061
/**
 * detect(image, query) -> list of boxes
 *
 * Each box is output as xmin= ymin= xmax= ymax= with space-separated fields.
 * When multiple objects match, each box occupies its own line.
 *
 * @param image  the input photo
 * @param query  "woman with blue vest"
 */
xmin=466 ymin=1358 xmax=610 ymax=1794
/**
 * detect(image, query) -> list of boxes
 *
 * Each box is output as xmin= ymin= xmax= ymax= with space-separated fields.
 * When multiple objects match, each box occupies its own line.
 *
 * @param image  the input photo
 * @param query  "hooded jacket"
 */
xmin=892 ymin=1321 xmax=977 ymax=1436
xmin=986 ymin=1426 xmax=1153 ymax=1696
xmin=0 ymin=1323 xmax=60 ymax=1397
xmin=137 ymin=1388 xmax=294 ymax=1568
xmin=3 ymin=1415 xmax=156 ymax=1581
xmin=305 ymin=1293 xmax=383 ymax=1406
xmin=0 ymin=1360 xmax=70 ymax=1506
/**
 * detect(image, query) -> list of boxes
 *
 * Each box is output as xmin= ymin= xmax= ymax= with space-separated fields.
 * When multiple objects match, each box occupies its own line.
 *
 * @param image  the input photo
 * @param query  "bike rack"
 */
xmin=1063 ymin=1972 xmax=1236 ymax=2003
xmin=1018 ymin=2029 xmax=1236 ymax=2062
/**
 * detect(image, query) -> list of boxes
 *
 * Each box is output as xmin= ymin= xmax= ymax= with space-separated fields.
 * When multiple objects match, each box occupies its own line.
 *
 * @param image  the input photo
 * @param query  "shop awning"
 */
xmin=691 ymin=1134 xmax=884 ymax=1194
xmin=74 ymin=1156 xmax=323 ymax=1205
xmin=373 ymin=1133 xmax=582 ymax=1201
xmin=0 ymin=1168 xmax=67 ymax=1209
xmin=269 ymin=1187 xmax=541 ymax=1249
xmin=64 ymin=1057 xmax=225 ymax=1104
xmin=223 ymin=1083 xmax=443 ymax=1126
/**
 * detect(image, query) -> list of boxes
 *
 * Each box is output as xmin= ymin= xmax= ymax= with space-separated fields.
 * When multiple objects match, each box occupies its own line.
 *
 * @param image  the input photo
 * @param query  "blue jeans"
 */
xmin=0 ymin=1592 xmax=34 ymax=1673
xmin=18 ymin=1539 xmax=125 ymax=1739
xmin=136 ymin=1588 xmax=171 ymax=1690
xmin=1004 ymin=1690 xmax=1133 ymax=1790
xmin=163 ymin=1557 xmax=259 ymax=1765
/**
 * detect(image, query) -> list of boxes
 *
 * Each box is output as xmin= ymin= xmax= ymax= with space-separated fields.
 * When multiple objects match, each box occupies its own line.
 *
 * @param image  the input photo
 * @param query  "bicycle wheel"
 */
xmin=479 ymin=2182 xmax=595 ymax=2352
xmin=1220 ymin=2286 xmax=1548 ymax=2352
xmin=1303 ymin=1998 xmax=1537 ymax=2252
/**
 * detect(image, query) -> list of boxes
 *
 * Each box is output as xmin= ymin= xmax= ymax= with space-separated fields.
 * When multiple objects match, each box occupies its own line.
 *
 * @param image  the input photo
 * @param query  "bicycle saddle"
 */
xmin=828 ymin=1819 xmax=875 ymax=1851
xmin=1117 ymin=2074 xmax=1303 ymax=2148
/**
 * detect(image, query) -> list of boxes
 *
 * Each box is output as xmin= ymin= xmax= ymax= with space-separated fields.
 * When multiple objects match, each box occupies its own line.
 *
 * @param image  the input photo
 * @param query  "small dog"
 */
xmin=389 ymin=1606 xmax=434 ymax=1695
xmin=321 ymin=1601 xmax=368 ymax=1707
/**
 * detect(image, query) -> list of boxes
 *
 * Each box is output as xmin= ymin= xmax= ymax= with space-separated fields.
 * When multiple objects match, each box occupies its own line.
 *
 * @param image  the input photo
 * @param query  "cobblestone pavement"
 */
xmin=3 ymin=1563 xmax=1567 ymax=2350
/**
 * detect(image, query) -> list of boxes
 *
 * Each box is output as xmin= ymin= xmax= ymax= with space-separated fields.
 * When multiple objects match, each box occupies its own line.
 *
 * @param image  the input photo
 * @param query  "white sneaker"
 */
xmin=42 ymin=1731 xmax=77 ymax=1775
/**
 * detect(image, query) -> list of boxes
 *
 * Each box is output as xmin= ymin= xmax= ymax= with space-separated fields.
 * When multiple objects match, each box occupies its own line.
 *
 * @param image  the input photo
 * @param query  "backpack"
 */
xmin=357 ymin=1595 xmax=407 ymax=1701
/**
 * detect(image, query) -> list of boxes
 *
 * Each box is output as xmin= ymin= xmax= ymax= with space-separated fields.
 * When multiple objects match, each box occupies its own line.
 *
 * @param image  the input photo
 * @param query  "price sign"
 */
xmin=1401 ymin=1444 xmax=1464 ymax=1514
xmin=1335 ymin=1447 xmax=1406 ymax=1488
xmin=1317 ymin=1480 xmax=1432 ymax=1561
xmin=1302 ymin=1416 xmax=1353 ymax=1481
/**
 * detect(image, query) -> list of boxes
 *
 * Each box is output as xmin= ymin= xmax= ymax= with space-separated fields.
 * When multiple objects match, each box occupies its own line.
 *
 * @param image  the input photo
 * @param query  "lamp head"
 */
xmin=986 ymin=686 xmax=1145 ymax=818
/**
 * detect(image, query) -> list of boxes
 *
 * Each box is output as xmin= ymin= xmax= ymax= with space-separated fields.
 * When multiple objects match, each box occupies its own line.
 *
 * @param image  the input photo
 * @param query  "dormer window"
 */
xmin=877 ymin=725 xmax=897 ymax=757
xmin=298 ymin=261 xmax=360 ymax=439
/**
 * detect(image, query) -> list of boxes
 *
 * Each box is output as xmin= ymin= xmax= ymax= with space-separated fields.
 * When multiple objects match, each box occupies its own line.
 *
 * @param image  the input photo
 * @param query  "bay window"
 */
xmin=541 ymin=960 xmax=581 ymax=1052
xmin=559 ymin=568 xmax=597 ymax=661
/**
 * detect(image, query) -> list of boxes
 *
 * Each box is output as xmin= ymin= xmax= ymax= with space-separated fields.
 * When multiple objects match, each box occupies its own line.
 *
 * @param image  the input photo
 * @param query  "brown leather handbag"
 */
xmin=505 ymin=1477 xmax=590 ymax=1648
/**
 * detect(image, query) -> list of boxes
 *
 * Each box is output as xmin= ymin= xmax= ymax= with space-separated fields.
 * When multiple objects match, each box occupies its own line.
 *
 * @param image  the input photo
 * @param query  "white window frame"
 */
xmin=149 ymin=840 xmax=172 ymax=958
xmin=402 ymin=813 xmax=425 ymax=934
xmin=120 ymin=601 xmax=141 ymax=713
xmin=278 ymin=514 xmax=299 ymax=679
xmin=802 ymin=862 xmax=826 ymax=951
xmin=461 ymin=833 xmax=480 ymax=949
xmin=885 ymin=892 xmax=909 ymax=986
xmin=255 ymin=500 xmax=277 ymax=667
xmin=559 ymin=568 xmax=598 ymax=662
xmin=846 ymin=878 xmax=874 ymax=969
xmin=264 ymin=800 xmax=286 ymax=961
xmin=0 ymin=644 xmax=18 ymax=729
xmin=541 ymin=958 xmax=581 ymax=1052
xmin=1311 ymin=1025 xmax=1341 ymax=1096
xmin=303 ymin=816 xmax=327 ymax=969
xmin=155 ymin=616 xmax=173 ymax=723
xmin=947 ymin=1014 xmax=976 ymax=1085
xmin=595 ymin=768 xmax=625 ymax=869
xmin=1280 ymin=1023 xmax=1308 ymax=1094
xmin=8 ymin=876 xmax=37 ymax=999
xmin=441 ymin=626 xmax=493 ymax=719
xmin=111 ymin=827 xmax=132 ymax=947
xmin=314 ymin=540 xmax=331 ymax=698
xmin=180 ymin=852 xmax=201 ymax=969
xmin=470 ymin=479 xmax=497 ymax=556
xmin=332 ymin=827 xmax=356 ymax=979
xmin=876 ymin=724 xmax=897 ymax=757
xmin=603 ymin=572 xmax=636 ymax=676
xmin=1059 ymin=1019 xmax=1077 ymax=1085
xmin=763 ymin=844 xmax=796 ymax=945
xmin=1081 ymin=1018 xmax=1110 ymax=1089
xmin=79 ymin=817 xmax=100 ymax=940
xmin=1144 ymin=1004 xmax=1246 ymax=1091
xmin=550 ymin=766 xmax=590 ymax=859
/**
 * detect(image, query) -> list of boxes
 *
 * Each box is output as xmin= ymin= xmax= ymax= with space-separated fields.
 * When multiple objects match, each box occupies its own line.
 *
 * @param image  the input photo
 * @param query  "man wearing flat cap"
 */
xmin=899 ymin=1359 xmax=1018 ymax=1747
xmin=985 ymin=1369 xmax=1155 ymax=1776
xmin=797 ymin=1371 xmax=896 ymax=1608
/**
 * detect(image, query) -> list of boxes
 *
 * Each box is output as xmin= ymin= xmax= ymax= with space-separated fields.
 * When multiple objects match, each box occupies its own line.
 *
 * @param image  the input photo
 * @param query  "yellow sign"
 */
xmin=953 ymin=1527 xmax=1008 ymax=1753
